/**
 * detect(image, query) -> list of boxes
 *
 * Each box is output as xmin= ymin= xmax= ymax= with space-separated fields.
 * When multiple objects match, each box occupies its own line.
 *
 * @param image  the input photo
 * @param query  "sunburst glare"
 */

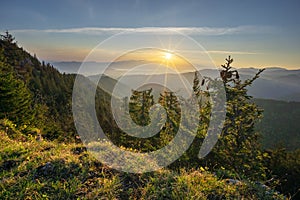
xmin=164 ymin=52 xmax=173 ymax=60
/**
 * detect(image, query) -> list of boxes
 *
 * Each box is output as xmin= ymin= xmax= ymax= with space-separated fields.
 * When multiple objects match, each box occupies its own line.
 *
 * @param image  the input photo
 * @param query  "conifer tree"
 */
xmin=0 ymin=49 xmax=34 ymax=125
xmin=207 ymin=56 xmax=267 ymax=179
xmin=0 ymin=31 xmax=15 ymax=44
xmin=192 ymin=71 xmax=201 ymax=99
xmin=158 ymin=90 xmax=180 ymax=132
xmin=129 ymin=88 xmax=154 ymax=126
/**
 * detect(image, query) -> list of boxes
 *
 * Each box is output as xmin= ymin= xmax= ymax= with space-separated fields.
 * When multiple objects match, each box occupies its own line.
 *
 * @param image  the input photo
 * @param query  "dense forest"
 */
xmin=254 ymin=99 xmax=300 ymax=151
xmin=0 ymin=32 xmax=76 ymax=141
xmin=0 ymin=32 xmax=299 ymax=199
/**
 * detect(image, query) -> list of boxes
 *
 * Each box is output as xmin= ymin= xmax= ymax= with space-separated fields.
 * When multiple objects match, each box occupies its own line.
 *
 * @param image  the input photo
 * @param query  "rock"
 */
xmin=36 ymin=162 xmax=54 ymax=176
xmin=225 ymin=178 xmax=241 ymax=185
xmin=36 ymin=134 xmax=43 ymax=142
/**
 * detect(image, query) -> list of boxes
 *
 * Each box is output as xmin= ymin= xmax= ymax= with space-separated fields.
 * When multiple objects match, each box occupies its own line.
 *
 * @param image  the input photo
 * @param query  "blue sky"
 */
xmin=1 ymin=0 xmax=300 ymax=69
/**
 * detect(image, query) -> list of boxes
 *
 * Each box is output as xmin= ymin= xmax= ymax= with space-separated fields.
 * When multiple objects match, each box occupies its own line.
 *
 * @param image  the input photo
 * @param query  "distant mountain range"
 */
xmin=52 ymin=61 xmax=300 ymax=102
xmin=199 ymin=67 xmax=300 ymax=102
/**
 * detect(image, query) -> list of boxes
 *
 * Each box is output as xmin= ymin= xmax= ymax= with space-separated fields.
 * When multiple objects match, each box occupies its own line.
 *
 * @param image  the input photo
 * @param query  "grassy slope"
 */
xmin=0 ymin=129 xmax=284 ymax=199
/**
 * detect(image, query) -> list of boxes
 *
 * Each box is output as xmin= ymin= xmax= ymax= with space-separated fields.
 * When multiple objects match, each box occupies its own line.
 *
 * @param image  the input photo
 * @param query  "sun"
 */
xmin=164 ymin=52 xmax=173 ymax=60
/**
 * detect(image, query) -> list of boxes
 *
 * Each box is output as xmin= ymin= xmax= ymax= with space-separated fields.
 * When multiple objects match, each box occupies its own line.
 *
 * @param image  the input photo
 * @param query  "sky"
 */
xmin=0 ymin=0 xmax=300 ymax=69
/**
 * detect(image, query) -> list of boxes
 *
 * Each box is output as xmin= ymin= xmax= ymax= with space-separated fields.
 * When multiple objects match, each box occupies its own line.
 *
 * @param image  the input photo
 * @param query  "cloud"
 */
xmin=207 ymin=50 xmax=261 ymax=55
xmin=11 ymin=26 xmax=273 ymax=36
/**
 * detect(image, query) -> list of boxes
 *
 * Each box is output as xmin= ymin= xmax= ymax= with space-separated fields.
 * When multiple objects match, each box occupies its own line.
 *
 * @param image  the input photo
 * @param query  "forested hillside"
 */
xmin=0 ymin=33 xmax=299 ymax=199
xmin=254 ymin=99 xmax=300 ymax=151
xmin=0 ymin=32 xmax=76 ymax=141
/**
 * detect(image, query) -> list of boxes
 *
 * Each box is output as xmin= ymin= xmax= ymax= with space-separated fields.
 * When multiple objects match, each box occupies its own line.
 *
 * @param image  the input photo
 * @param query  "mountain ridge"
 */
xmin=52 ymin=61 xmax=300 ymax=102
